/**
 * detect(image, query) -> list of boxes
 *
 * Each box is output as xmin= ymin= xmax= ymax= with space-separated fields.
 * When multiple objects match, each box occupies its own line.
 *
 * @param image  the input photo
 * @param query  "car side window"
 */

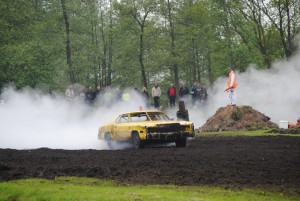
xmin=118 ymin=114 xmax=130 ymax=123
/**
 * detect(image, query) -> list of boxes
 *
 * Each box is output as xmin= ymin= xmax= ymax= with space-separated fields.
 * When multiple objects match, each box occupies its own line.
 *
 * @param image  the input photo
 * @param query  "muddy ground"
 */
xmin=0 ymin=136 xmax=299 ymax=191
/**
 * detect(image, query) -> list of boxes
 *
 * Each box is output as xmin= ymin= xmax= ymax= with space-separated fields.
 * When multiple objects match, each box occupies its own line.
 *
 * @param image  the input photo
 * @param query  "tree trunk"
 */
xmin=60 ymin=0 xmax=75 ymax=84
xmin=207 ymin=51 xmax=213 ymax=84
xmin=139 ymin=26 xmax=147 ymax=89
xmin=131 ymin=6 xmax=150 ymax=89
xmin=107 ymin=0 xmax=113 ymax=86
xmin=167 ymin=0 xmax=179 ymax=96
xmin=192 ymin=44 xmax=197 ymax=83
xmin=100 ymin=10 xmax=107 ymax=87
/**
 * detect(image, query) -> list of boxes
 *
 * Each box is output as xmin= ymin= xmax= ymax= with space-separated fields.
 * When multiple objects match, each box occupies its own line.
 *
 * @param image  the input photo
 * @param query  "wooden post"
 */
xmin=177 ymin=100 xmax=189 ymax=121
xmin=178 ymin=100 xmax=185 ymax=112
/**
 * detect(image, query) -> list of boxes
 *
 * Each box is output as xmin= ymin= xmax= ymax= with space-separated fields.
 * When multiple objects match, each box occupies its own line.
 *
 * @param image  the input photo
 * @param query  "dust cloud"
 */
xmin=1 ymin=51 xmax=300 ymax=150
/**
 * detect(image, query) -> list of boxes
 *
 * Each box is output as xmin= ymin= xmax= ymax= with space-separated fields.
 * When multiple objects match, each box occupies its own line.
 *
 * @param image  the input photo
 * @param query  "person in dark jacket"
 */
xmin=85 ymin=87 xmax=95 ymax=106
xmin=190 ymin=82 xmax=198 ymax=106
xmin=179 ymin=83 xmax=189 ymax=99
xmin=199 ymin=85 xmax=208 ymax=103
xmin=167 ymin=83 xmax=176 ymax=107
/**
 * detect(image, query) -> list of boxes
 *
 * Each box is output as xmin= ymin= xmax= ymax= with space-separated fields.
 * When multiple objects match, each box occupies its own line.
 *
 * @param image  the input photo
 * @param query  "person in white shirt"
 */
xmin=151 ymin=84 xmax=161 ymax=108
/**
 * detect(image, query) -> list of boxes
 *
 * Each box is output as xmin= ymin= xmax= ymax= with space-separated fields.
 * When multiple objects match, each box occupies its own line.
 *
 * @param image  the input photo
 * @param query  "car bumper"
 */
xmin=146 ymin=131 xmax=194 ymax=140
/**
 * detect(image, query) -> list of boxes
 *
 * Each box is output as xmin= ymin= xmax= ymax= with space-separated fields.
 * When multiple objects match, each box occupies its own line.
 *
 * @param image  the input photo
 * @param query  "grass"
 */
xmin=195 ymin=130 xmax=300 ymax=137
xmin=0 ymin=177 xmax=299 ymax=201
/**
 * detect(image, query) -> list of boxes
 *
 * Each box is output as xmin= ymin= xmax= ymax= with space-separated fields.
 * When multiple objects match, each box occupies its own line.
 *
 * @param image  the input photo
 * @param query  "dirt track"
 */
xmin=0 ymin=136 xmax=299 ymax=190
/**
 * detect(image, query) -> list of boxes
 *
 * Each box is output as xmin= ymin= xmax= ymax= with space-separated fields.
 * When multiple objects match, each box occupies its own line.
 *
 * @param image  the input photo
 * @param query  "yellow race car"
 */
xmin=98 ymin=110 xmax=195 ymax=149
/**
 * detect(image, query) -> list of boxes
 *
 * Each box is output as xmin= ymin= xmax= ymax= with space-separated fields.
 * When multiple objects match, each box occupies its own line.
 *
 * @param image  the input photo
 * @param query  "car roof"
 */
xmin=121 ymin=110 xmax=164 ymax=115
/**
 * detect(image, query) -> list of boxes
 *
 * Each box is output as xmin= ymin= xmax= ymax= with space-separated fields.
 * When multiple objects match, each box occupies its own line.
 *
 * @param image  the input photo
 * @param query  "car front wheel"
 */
xmin=105 ymin=133 xmax=114 ymax=150
xmin=132 ymin=132 xmax=144 ymax=149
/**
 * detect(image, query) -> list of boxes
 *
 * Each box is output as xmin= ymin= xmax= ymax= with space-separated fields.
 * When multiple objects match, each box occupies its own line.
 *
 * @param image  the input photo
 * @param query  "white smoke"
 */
xmin=0 ymin=87 xmax=147 ymax=150
xmin=1 ymin=51 xmax=300 ymax=150
xmin=188 ymin=51 xmax=300 ymax=128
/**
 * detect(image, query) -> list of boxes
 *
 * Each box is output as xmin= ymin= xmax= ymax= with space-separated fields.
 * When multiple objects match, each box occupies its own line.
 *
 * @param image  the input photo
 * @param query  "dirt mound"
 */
xmin=199 ymin=105 xmax=278 ymax=132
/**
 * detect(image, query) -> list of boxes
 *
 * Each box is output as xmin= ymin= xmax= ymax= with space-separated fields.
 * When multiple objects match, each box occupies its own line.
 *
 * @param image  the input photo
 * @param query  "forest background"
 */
xmin=0 ymin=0 xmax=299 ymax=97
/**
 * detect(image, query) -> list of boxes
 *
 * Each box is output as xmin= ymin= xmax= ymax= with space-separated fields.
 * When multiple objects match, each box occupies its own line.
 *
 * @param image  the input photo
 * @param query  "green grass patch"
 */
xmin=0 ymin=177 xmax=299 ymax=201
xmin=196 ymin=130 xmax=300 ymax=137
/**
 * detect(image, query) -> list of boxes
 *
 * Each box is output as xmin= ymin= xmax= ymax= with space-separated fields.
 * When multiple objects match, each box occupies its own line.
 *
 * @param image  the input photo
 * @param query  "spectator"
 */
xmin=199 ymin=85 xmax=208 ymax=104
xmin=78 ymin=87 xmax=86 ymax=103
xmin=133 ymin=84 xmax=139 ymax=93
xmin=167 ymin=83 xmax=176 ymax=107
xmin=151 ymin=83 xmax=161 ymax=109
xmin=190 ymin=82 xmax=198 ymax=106
xmin=179 ymin=83 xmax=189 ymax=100
xmin=65 ymin=85 xmax=75 ymax=102
xmin=122 ymin=90 xmax=130 ymax=102
xmin=85 ymin=87 xmax=95 ymax=106
xmin=115 ymin=87 xmax=123 ymax=103
xmin=132 ymin=84 xmax=141 ymax=99
xmin=226 ymin=67 xmax=237 ymax=105
xmin=94 ymin=85 xmax=103 ymax=106
xmin=95 ymin=85 xmax=103 ymax=98
xmin=48 ymin=88 xmax=56 ymax=99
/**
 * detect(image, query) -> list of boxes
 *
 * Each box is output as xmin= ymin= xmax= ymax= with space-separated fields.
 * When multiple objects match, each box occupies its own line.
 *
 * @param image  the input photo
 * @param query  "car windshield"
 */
xmin=130 ymin=112 xmax=150 ymax=122
xmin=147 ymin=112 xmax=170 ymax=121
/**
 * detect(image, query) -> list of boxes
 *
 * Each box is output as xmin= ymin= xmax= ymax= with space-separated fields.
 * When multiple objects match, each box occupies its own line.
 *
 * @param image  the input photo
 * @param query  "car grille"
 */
xmin=146 ymin=123 xmax=185 ymax=133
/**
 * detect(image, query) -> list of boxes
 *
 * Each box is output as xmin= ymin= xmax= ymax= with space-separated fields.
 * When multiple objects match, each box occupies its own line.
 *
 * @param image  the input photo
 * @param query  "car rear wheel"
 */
xmin=175 ymin=137 xmax=187 ymax=147
xmin=105 ymin=133 xmax=114 ymax=150
xmin=132 ymin=132 xmax=144 ymax=149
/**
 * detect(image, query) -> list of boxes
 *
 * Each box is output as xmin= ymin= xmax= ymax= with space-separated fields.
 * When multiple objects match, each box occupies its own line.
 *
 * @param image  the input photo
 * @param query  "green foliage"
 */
xmin=232 ymin=107 xmax=243 ymax=121
xmin=196 ymin=130 xmax=300 ymax=137
xmin=0 ymin=0 xmax=297 ymax=92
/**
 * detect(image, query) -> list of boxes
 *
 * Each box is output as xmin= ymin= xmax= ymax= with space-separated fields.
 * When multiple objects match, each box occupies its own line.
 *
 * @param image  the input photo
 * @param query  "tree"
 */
xmin=260 ymin=0 xmax=300 ymax=58
xmin=61 ymin=0 xmax=76 ymax=83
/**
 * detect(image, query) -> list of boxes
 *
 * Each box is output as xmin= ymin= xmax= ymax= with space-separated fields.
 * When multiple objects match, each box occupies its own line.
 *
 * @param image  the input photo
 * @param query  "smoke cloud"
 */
xmin=190 ymin=51 xmax=300 ymax=128
xmin=0 ymin=51 xmax=299 ymax=150
xmin=0 ymin=87 xmax=147 ymax=150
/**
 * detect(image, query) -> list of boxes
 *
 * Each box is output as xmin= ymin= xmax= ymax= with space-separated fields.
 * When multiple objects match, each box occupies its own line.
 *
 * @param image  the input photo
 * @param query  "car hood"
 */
xmin=100 ymin=120 xmax=193 ymax=129
xmin=128 ymin=120 xmax=192 ymax=127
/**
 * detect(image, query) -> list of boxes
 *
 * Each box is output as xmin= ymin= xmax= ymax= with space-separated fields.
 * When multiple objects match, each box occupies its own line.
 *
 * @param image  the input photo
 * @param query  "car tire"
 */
xmin=105 ymin=133 xmax=114 ymax=150
xmin=176 ymin=110 xmax=189 ymax=121
xmin=132 ymin=132 xmax=144 ymax=149
xmin=175 ymin=137 xmax=187 ymax=147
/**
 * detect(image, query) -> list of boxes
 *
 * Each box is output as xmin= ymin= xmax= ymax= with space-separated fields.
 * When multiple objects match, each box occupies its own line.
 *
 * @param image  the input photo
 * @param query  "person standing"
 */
xmin=65 ymin=85 xmax=75 ymax=102
xmin=95 ymin=85 xmax=103 ymax=98
xmin=226 ymin=67 xmax=237 ymax=105
xmin=122 ymin=90 xmax=130 ymax=102
xmin=179 ymin=83 xmax=189 ymax=100
xmin=190 ymin=82 xmax=198 ymax=106
xmin=199 ymin=84 xmax=208 ymax=106
xmin=151 ymin=84 xmax=161 ymax=109
xmin=48 ymin=88 xmax=56 ymax=99
xmin=85 ymin=87 xmax=95 ymax=106
xmin=167 ymin=83 xmax=176 ymax=107
xmin=78 ymin=86 xmax=86 ymax=103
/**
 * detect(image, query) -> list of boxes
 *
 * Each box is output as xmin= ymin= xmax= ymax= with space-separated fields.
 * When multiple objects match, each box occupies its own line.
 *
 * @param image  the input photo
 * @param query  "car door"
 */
xmin=113 ymin=114 xmax=131 ymax=140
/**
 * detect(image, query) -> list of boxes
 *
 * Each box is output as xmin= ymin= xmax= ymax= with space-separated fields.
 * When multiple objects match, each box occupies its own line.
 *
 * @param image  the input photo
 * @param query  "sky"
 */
xmin=0 ymin=47 xmax=299 ymax=150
